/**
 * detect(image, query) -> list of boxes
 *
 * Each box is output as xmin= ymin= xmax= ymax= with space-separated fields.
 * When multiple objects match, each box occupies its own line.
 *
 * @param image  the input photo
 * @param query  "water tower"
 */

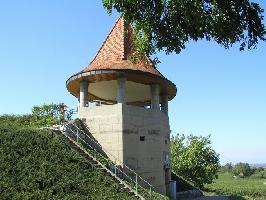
xmin=66 ymin=17 xmax=177 ymax=195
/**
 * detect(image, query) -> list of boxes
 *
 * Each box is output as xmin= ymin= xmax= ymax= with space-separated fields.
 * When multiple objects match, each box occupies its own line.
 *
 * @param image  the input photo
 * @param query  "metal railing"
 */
xmin=73 ymin=120 xmax=154 ymax=189
xmin=62 ymin=120 xmax=155 ymax=198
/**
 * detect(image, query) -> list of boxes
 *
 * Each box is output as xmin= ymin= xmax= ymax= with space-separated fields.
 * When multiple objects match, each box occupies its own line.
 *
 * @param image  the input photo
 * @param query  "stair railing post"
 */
xmin=135 ymin=174 xmax=138 ymax=194
xmin=76 ymin=129 xmax=79 ymax=143
xmin=114 ymin=159 xmax=117 ymax=176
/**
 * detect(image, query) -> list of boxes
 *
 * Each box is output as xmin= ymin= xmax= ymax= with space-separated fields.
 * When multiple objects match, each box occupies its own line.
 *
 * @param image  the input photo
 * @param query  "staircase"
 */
xmin=45 ymin=119 xmax=158 ymax=200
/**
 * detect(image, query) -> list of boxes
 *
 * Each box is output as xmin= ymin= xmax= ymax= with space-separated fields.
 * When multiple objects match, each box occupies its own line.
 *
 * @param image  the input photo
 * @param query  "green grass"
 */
xmin=0 ymin=116 xmax=168 ymax=200
xmin=0 ymin=123 xmax=139 ymax=200
xmin=205 ymin=172 xmax=266 ymax=199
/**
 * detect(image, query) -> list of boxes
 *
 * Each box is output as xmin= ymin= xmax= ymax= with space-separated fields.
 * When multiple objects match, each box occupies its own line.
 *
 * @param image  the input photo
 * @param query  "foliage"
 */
xmin=102 ymin=0 xmax=266 ymax=58
xmin=0 ymin=114 xmax=57 ymax=128
xmin=32 ymin=103 xmax=74 ymax=123
xmin=0 ymin=103 xmax=75 ymax=129
xmin=206 ymin=172 xmax=266 ymax=198
xmin=251 ymin=169 xmax=266 ymax=179
xmin=233 ymin=163 xmax=253 ymax=177
xmin=32 ymin=103 xmax=60 ymax=118
xmin=221 ymin=163 xmax=234 ymax=173
xmin=221 ymin=163 xmax=266 ymax=179
xmin=0 ymin=123 xmax=139 ymax=200
xmin=171 ymin=134 xmax=219 ymax=189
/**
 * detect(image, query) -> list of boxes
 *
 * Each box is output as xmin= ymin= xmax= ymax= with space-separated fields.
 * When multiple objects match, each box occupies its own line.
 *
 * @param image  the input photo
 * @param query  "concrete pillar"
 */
xmin=77 ymin=93 xmax=80 ymax=109
xmin=80 ymin=81 xmax=89 ymax=107
xmin=117 ymin=77 xmax=126 ymax=103
xmin=150 ymin=84 xmax=160 ymax=110
xmin=161 ymin=94 xmax=168 ymax=114
xmin=169 ymin=180 xmax=177 ymax=200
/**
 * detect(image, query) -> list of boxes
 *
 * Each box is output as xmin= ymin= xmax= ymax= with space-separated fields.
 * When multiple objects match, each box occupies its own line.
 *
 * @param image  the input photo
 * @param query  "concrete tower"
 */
xmin=66 ymin=17 xmax=177 ymax=195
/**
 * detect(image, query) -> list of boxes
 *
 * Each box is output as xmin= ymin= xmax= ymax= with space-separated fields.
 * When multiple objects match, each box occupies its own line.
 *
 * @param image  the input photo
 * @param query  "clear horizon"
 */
xmin=0 ymin=0 xmax=265 ymax=165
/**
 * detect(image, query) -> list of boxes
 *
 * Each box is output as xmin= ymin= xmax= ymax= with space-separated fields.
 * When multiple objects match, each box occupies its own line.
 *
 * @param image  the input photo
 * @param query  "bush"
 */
xmin=220 ymin=163 xmax=233 ymax=173
xmin=0 ymin=114 xmax=57 ymax=128
xmin=171 ymin=134 xmax=219 ymax=189
xmin=233 ymin=163 xmax=253 ymax=178
xmin=0 ymin=124 xmax=138 ymax=200
xmin=32 ymin=103 xmax=74 ymax=122
xmin=0 ymin=103 xmax=74 ymax=128
xmin=251 ymin=169 xmax=266 ymax=179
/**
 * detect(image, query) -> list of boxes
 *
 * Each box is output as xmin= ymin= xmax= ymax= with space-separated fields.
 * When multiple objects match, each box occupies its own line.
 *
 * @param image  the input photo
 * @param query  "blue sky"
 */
xmin=0 ymin=0 xmax=265 ymax=164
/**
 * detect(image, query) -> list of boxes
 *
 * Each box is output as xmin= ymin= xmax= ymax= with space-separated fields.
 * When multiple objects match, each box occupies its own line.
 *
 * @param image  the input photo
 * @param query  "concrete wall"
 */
xmin=123 ymin=105 xmax=170 ymax=194
xmin=79 ymin=104 xmax=124 ymax=164
xmin=78 ymin=104 xmax=171 ymax=194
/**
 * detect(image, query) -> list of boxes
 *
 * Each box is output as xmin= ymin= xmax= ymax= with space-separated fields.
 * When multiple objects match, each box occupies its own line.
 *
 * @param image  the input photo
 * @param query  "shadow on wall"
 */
xmin=74 ymin=118 xmax=153 ymax=190
xmin=75 ymin=118 xmax=107 ymax=157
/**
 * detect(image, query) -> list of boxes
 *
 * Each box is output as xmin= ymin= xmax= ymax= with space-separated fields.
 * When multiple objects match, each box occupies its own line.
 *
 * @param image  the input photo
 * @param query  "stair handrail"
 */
xmin=63 ymin=120 xmax=155 ymax=196
xmin=62 ymin=123 xmax=151 ymax=197
xmin=63 ymin=122 xmax=136 ymax=186
xmin=75 ymin=120 xmax=149 ymax=178
xmin=71 ymin=119 xmax=154 ymax=190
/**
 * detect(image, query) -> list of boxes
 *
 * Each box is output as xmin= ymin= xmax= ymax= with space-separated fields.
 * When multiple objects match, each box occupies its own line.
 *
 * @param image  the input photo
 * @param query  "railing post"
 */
xmin=135 ymin=175 xmax=138 ymax=194
xmin=65 ymin=121 xmax=155 ymax=197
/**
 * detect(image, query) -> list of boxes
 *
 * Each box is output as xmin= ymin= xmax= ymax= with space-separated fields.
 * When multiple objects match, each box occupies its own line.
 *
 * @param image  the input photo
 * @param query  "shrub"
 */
xmin=220 ymin=163 xmax=233 ymax=173
xmin=251 ymin=169 xmax=266 ymax=179
xmin=171 ymin=134 xmax=219 ymax=189
xmin=233 ymin=163 xmax=253 ymax=178
xmin=0 ymin=124 xmax=137 ymax=200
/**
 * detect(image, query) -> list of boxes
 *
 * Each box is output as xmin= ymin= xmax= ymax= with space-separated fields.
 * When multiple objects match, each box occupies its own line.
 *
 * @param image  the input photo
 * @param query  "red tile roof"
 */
xmin=80 ymin=16 xmax=164 ymax=77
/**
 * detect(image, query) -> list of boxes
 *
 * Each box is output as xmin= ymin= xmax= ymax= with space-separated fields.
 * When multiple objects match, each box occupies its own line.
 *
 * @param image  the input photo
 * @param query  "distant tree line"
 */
xmin=221 ymin=162 xmax=266 ymax=179
xmin=32 ymin=103 xmax=74 ymax=124
xmin=0 ymin=103 xmax=74 ymax=128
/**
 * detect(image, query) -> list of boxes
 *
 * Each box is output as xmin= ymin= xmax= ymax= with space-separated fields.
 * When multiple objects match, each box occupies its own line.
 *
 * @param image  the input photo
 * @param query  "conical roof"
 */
xmin=81 ymin=16 xmax=163 ymax=77
xmin=66 ymin=16 xmax=177 ymax=104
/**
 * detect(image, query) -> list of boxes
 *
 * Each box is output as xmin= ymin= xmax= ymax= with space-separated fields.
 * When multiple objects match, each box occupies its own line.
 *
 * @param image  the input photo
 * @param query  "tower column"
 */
xmin=80 ymin=81 xmax=89 ymax=107
xmin=150 ymin=84 xmax=160 ymax=110
xmin=77 ymin=93 xmax=80 ymax=109
xmin=161 ymin=94 xmax=168 ymax=114
xmin=117 ymin=77 xmax=126 ymax=103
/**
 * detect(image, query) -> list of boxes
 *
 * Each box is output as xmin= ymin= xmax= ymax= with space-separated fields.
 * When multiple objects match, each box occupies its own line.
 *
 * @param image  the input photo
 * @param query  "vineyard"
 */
xmin=205 ymin=172 xmax=266 ymax=200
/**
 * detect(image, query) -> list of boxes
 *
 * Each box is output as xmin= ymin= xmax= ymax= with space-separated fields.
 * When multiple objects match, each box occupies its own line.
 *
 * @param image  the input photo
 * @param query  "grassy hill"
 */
xmin=0 ymin=116 xmax=167 ymax=200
